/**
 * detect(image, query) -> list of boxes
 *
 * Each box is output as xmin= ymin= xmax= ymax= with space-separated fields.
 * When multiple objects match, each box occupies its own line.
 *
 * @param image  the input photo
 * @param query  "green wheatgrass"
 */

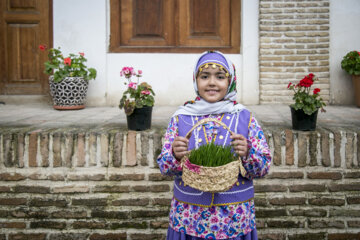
xmin=189 ymin=142 xmax=238 ymax=167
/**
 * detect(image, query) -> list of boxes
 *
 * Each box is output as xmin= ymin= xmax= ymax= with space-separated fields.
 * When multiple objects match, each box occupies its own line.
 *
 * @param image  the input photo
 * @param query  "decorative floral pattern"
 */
xmin=157 ymin=114 xmax=271 ymax=239
xmin=169 ymin=198 xmax=255 ymax=239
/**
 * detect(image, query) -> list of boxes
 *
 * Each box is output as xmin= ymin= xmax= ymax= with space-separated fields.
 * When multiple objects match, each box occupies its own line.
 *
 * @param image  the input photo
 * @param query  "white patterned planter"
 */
xmin=49 ymin=76 xmax=89 ymax=110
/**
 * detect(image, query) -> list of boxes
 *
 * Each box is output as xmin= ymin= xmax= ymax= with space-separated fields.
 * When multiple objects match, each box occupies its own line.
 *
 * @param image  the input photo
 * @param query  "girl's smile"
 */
xmin=196 ymin=66 xmax=229 ymax=103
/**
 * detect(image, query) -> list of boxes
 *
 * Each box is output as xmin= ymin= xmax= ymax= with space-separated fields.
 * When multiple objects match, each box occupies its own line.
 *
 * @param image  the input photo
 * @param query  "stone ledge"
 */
xmin=0 ymin=126 xmax=359 ymax=169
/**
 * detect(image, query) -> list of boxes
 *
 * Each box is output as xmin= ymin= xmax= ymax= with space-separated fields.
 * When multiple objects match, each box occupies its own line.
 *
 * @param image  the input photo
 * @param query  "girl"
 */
xmin=157 ymin=51 xmax=272 ymax=240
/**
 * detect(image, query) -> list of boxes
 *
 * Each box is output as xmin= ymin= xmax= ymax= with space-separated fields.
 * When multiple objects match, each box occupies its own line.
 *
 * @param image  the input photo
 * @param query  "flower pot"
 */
xmin=49 ymin=76 xmax=89 ymax=110
xmin=126 ymin=106 xmax=153 ymax=131
xmin=290 ymin=107 xmax=318 ymax=131
xmin=352 ymin=75 xmax=360 ymax=107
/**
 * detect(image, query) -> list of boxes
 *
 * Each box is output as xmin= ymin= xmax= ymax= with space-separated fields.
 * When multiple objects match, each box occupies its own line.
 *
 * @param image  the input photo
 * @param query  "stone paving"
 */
xmin=0 ymin=103 xmax=359 ymax=129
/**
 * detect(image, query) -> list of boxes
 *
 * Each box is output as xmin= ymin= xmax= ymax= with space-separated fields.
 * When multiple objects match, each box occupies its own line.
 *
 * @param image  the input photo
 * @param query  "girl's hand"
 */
xmin=230 ymin=133 xmax=248 ymax=158
xmin=172 ymin=136 xmax=190 ymax=160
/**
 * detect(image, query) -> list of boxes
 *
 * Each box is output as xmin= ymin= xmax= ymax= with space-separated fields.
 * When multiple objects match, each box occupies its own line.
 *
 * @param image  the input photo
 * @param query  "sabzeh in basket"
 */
xmin=181 ymin=118 xmax=247 ymax=193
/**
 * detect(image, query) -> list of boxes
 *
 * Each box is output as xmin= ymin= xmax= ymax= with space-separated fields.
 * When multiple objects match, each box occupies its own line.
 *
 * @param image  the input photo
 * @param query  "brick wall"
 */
xmin=259 ymin=0 xmax=330 ymax=104
xmin=0 ymin=126 xmax=359 ymax=240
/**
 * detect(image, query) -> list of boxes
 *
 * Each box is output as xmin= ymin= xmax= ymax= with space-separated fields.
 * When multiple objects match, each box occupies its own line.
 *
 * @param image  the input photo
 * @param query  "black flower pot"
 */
xmin=126 ymin=106 xmax=153 ymax=131
xmin=290 ymin=107 xmax=318 ymax=131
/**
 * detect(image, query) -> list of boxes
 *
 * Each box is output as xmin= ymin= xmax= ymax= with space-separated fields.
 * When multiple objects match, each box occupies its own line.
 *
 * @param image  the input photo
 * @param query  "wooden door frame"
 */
xmin=0 ymin=0 xmax=53 ymax=95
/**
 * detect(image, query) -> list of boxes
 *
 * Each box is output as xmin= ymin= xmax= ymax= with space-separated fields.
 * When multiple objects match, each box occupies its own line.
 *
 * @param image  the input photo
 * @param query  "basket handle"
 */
xmin=185 ymin=118 xmax=234 ymax=139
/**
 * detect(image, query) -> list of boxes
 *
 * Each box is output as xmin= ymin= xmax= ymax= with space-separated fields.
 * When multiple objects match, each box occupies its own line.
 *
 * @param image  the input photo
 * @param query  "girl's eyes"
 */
xmin=200 ymin=75 xmax=226 ymax=80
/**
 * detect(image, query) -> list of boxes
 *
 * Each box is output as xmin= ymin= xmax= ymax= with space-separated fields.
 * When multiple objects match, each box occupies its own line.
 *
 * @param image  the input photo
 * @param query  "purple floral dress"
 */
xmin=157 ymin=114 xmax=271 ymax=239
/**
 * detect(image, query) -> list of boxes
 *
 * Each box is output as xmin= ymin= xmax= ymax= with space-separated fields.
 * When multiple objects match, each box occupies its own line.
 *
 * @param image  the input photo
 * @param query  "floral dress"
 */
xmin=157 ymin=114 xmax=272 ymax=239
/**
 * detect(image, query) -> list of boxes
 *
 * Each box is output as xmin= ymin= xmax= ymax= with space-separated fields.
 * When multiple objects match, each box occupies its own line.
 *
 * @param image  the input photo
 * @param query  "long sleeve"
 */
xmin=243 ymin=116 xmax=272 ymax=179
xmin=156 ymin=116 xmax=182 ymax=177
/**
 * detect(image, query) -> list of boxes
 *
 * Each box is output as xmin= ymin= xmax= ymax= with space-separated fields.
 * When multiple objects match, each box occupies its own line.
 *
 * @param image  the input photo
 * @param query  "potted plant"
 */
xmin=39 ymin=44 xmax=97 ymax=110
xmin=287 ymin=73 xmax=326 ymax=131
xmin=119 ymin=66 xmax=155 ymax=131
xmin=341 ymin=50 xmax=360 ymax=107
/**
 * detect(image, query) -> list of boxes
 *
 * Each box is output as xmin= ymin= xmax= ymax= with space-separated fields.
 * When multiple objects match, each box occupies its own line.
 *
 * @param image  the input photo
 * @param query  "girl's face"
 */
xmin=196 ymin=65 xmax=229 ymax=103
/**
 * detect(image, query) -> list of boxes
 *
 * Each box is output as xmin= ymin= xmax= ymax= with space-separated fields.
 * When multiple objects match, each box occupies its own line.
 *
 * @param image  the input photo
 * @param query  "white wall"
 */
xmin=53 ymin=0 xmax=259 ymax=106
xmin=53 ymin=0 xmax=108 ymax=105
xmin=241 ymin=0 xmax=259 ymax=105
xmin=330 ymin=0 xmax=360 ymax=105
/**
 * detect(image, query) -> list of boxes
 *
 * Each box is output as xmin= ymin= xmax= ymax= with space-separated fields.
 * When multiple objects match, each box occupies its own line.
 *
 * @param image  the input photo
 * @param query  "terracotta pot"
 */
xmin=290 ymin=107 xmax=318 ymax=131
xmin=352 ymin=75 xmax=360 ymax=107
xmin=49 ymin=76 xmax=89 ymax=110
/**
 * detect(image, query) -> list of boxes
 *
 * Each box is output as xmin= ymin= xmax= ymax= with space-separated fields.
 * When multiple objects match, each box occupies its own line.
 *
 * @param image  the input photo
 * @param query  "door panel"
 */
xmin=114 ymin=0 xmax=174 ymax=47
xmin=0 ymin=0 xmax=52 ymax=95
xmin=179 ymin=0 xmax=231 ymax=47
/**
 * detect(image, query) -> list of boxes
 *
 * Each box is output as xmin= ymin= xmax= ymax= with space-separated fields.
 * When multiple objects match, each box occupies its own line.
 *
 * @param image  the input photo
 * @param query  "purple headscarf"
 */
xmin=173 ymin=51 xmax=246 ymax=117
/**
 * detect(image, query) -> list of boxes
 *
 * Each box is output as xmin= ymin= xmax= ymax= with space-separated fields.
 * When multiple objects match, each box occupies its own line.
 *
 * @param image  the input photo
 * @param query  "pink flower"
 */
xmin=138 ymin=70 xmax=142 ymax=75
xmin=121 ymin=67 xmax=134 ymax=77
xmin=141 ymin=90 xmax=150 ymax=95
xmin=79 ymin=52 xmax=84 ymax=57
xmin=120 ymin=71 xmax=123 ymax=77
xmin=128 ymin=82 xmax=137 ymax=89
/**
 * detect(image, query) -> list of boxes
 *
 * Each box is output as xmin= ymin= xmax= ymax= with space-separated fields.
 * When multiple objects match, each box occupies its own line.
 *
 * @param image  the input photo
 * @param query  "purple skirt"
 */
xmin=166 ymin=226 xmax=258 ymax=240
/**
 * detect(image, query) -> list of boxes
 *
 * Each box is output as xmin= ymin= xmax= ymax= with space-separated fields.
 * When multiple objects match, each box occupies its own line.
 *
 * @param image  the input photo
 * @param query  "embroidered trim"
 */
xmin=200 ymin=114 xmax=224 ymax=145
xmin=178 ymin=114 xmax=195 ymax=126
xmin=210 ymin=193 xmax=215 ymax=206
xmin=218 ymin=186 xmax=254 ymax=195
xmin=174 ymin=181 xmax=204 ymax=196
xmin=223 ymin=114 xmax=235 ymax=147
xmin=174 ymin=197 xmax=213 ymax=208
xmin=216 ymin=114 xmax=225 ymax=142
xmin=202 ymin=125 xmax=208 ymax=144
xmin=248 ymin=112 xmax=252 ymax=129
xmin=197 ymin=62 xmax=230 ymax=76
xmin=173 ymin=196 xmax=253 ymax=208
xmin=192 ymin=116 xmax=200 ymax=149
xmin=212 ymin=198 xmax=254 ymax=207
xmin=234 ymin=111 xmax=239 ymax=134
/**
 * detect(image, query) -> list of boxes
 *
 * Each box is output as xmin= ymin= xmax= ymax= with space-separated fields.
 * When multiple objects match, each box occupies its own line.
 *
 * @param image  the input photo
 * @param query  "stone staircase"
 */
xmin=0 ymin=104 xmax=359 ymax=240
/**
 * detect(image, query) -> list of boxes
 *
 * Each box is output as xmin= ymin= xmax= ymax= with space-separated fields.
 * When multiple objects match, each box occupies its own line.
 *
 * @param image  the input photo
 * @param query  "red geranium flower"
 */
xmin=39 ymin=44 xmax=47 ymax=51
xmin=287 ymin=73 xmax=326 ymax=115
xmin=313 ymin=88 xmax=320 ymax=94
xmin=299 ymin=76 xmax=314 ymax=88
xmin=79 ymin=52 xmax=84 ymax=57
xmin=64 ymin=57 xmax=71 ymax=66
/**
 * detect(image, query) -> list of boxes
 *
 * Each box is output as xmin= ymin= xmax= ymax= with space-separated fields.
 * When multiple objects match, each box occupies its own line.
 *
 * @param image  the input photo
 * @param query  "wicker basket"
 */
xmin=181 ymin=118 xmax=247 ymax=193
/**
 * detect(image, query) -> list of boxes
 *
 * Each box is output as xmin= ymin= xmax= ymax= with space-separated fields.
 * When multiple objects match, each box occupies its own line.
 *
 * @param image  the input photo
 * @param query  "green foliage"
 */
xmin=118 ymin=68 xmax=155 ymax=116
xmin=341 ymin=50 xmax=360 ymax=75
xmin=189 ymin=142 xmax=237 ymax=167
xmin=41 ymin=46 xmax=97 ymax=83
